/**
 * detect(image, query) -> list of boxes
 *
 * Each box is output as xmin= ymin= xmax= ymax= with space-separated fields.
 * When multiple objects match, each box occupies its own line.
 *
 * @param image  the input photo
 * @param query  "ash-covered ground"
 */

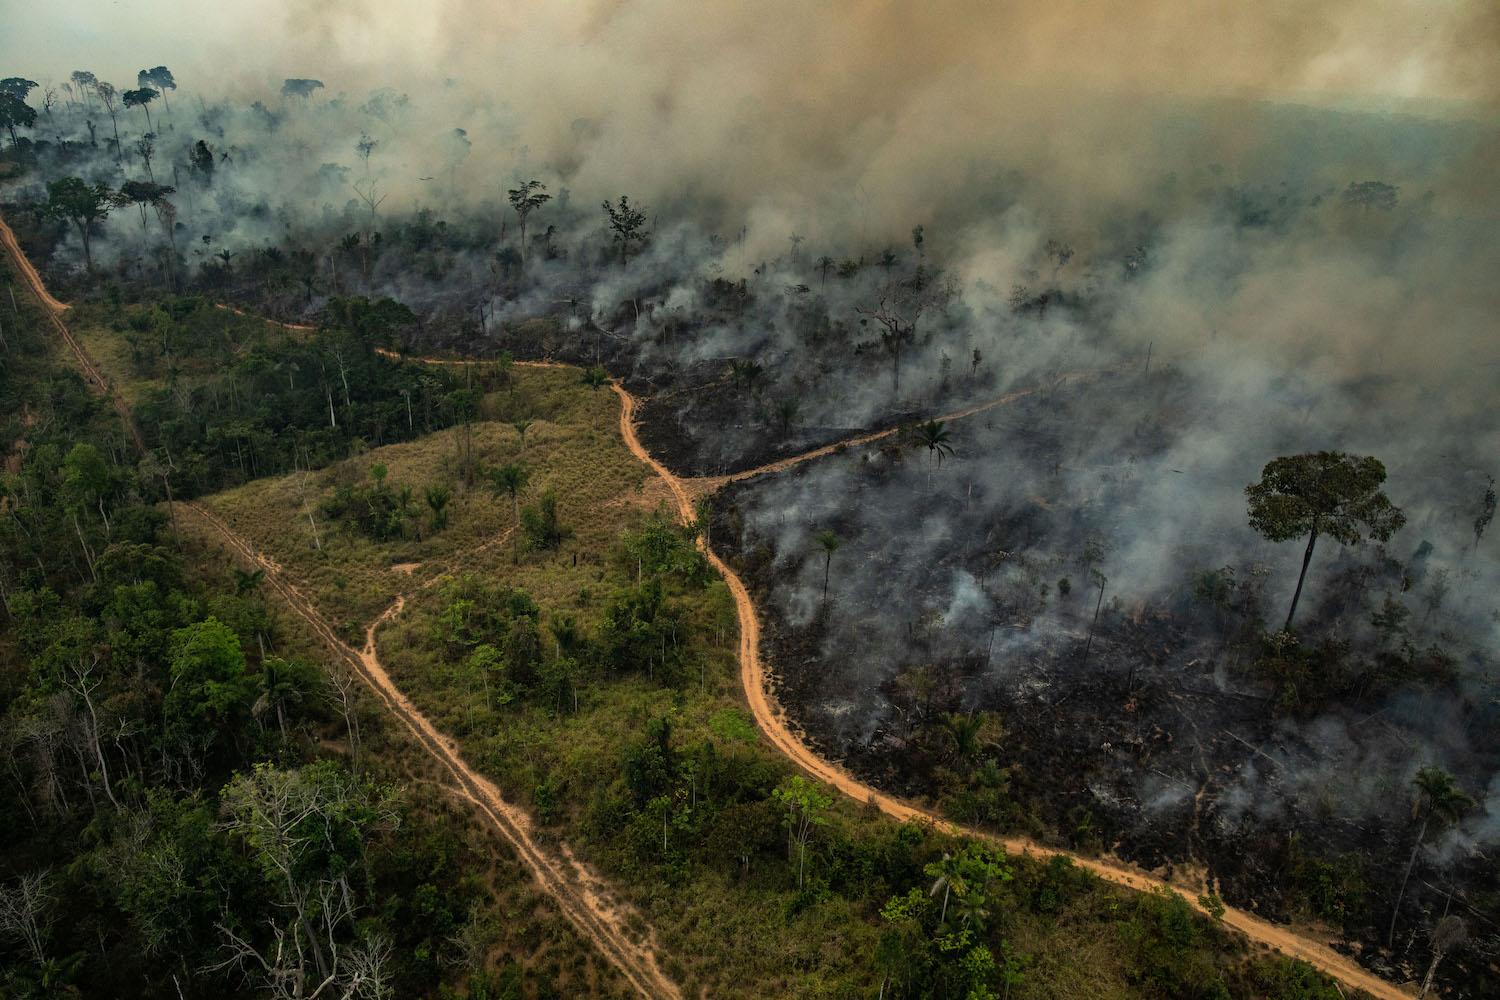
xmin=709 ymin=368 xmax=1500 ymax=992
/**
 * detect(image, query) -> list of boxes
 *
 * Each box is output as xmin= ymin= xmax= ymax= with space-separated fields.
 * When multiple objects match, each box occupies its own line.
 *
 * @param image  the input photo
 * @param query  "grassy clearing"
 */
xmin=199 ymin=364 xmax=649 ymax=633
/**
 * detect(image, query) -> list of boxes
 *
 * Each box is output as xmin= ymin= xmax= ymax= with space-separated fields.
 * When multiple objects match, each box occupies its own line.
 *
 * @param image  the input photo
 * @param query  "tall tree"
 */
xmin=1474 ymin=475 xmax=1495 ymax=549
xmin=488 ymin=462 xmax=529 ymax=523
xmin=1387 ymin=767 xmax=1473 ymax=948
xmin=1245 ymin=452 xmax=1405 ymax=630
xmin=772 ymin=776 xmax=831 ymax=890
xmin=45 ymin=177 xmax=113 ymax=272
xmin=122 ymin=86 xmax=158 ymax=131
xmin=69 ymin=70 xmax=97 ymax=109
xmin=0 ymin=92 xmax=36 ymax=149
xmin=137 ymin=67 xmax=176 ymax=111
xmin=280 ymin=78 xmax=325 ymax=100
xmin=603 ymin=195 xmax=648 ymax=265
xmin=914 ymin=419 xmax=955 ymax=489
xmin=95 ymin=82 xmax=122 ymax=162
xmin=815 ymin=529 xmax=840 ymax=602
xmin=0 ymin=77 xmax=37 ymax=100
xmin=507 ymin=180 xmax=550 ymax=263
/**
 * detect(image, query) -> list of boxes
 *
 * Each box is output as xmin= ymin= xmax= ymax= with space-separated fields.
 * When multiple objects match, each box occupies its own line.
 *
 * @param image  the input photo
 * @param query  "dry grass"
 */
xmin=199 ymin=365 xmax=648 ymax=633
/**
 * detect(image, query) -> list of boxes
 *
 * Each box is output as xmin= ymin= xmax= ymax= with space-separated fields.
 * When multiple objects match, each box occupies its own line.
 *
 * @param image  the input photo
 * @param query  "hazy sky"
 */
xmin=5 ymin=0 xmax=1497 ymax=110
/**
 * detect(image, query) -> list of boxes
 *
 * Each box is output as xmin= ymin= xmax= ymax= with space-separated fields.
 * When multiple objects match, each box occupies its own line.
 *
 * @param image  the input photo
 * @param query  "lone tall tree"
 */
xmin=95 ymin=82 xmax=122 ymax=162
xmin=914 ymin=419 xmax=955 ymax=489
xmin=815 ymin=529 xmax=840 ymax=601
xmin=122 ymin=86 xmax=158 ymax=131
xmin=45 ymin=178 xmax=113 ymax=271
xmin=1245 ymin=451 xmax=1405 ymax=630
xmin=507 ymin=180 xmax=550 ymax=262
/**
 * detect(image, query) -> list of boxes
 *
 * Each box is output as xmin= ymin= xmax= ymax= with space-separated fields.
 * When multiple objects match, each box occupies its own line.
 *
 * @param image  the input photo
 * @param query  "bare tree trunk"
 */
xmin=1285 ymin=528 xmax=1319 ymax=630
xmin=1388 ymin=814 xmax=1429 ymax=948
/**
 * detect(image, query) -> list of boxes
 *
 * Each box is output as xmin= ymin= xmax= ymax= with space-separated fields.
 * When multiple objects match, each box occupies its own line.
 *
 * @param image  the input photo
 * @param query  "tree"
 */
xmin=0 ymin=92 xmax=36 ymax=148
xmin=122 ymin=86 xmax=158 ymax=131
xmin=0 ymin=77 xmax=37 ymax=100
xmin=1245 ymin=452 xmax=1405 ymax=630
xmin=488 ymin=463 xmax=529 ymax=523
xmin=69 ymin=70 xmax=97 ymax=109
xmin=425 ymin=484 xmax=451 ymax=533
xmin=857 ymin=285 xmax=927 ymax=397
xmin=137 ymin=66 xmax=176 ymax=111
xmin=914 ymin=420 xmax=955 ymax=488
xmin=45 ymin=177 xmax=113 ymax=272
xmin=95 ymin=82 xmax=122 ymax=162
xmin=512 ymin=418 xmax=534 ymax=454
xmin=603 ymin=196 xmax=648 ymax=264
xmin=815 ymin=255 xmax=834 ymax=286
xmin=0 ymin=870 xmax=54 ymax=967
xmin=164 ymin=617 xmax=256 ymax=758
xmin=1387 ymin=767 xmax=1473 ymax=948
xmin=115 ymin=180 xmax=175 ymax=238
xmin=355 ymin=131 xmax=378 ymax=174
xmin=281 ymin=78 xmax=325 ymax=100
xmin=581 ymin=366 xmax=609 ymax=391
xmin=507 ymin=180 xmax=550 ymax=262
xmin=213 ymin=762 xmax=396 ymax=998
xmin=772 ymin=775 xmax=831 ymax=889
xmin=254 ymin=656 xmax=321 ymax=739
xmin=1418 ymin=916 xmax=1467 ymax=1000
xmin=190 ymin=139 xmax=215 ymax=183
xmin=815 ymin=529 xmax=840 ymax=602
xmin=1474 ymin=475 xmax=1495 ymax=549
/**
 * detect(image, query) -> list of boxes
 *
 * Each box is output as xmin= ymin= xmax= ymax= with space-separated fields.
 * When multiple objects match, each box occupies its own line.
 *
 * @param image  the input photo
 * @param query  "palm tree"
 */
xmin=924 ymin=852 xmax=967 ymax=924
xmin=425 ymin=484 xmax=451 ymax=533
xmin=914 ymin=419 xmax=955 ymax=489
xmin=815 ymin=529 xmax=840 ymax=601
xmin=1388 ymin=767 xmax=1474 ymax=948
xmin=942 ymin=712 xmax=983 ymax=772
xmin=512 ymin=418 xmax=534 ymax=454
xmin=488 ymin=464 xmax=529 ymax=561
xmin=254 ymin=657 xmax=316 ymax=738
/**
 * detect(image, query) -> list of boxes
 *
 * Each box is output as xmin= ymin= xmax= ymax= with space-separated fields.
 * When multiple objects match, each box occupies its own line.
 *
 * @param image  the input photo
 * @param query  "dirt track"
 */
xmin=0 ymin=215 xmax=146 ymax=453
xmin=0 ymin=218 xmax=681 ymax=1000
xmin=610 ymin=384 xmax=1412 ymax=1000
xmin=181 ymin=502 xmax=683 ymax=1000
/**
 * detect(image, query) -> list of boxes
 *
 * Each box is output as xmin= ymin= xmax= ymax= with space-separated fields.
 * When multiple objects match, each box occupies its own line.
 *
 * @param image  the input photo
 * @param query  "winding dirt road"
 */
xmin=610 ymin=390 xmax=1410 ymax=999
xmin=1 ymin=214 xmax=1408 ymax=996
xmin=182 ymin=502 xmax=682 ymax=1000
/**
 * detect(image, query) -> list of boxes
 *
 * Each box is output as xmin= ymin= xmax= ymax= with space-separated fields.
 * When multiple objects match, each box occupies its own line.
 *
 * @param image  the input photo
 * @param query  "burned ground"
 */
xmin=709 ymin=374 xmax=1500 ymax=994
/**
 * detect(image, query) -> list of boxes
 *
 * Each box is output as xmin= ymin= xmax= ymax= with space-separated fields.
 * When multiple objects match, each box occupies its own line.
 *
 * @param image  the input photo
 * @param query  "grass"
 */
xmin=64 ymin=298 xmax=300 ymax=406
xmin=199 ymin=365 xmax=650 ymax=632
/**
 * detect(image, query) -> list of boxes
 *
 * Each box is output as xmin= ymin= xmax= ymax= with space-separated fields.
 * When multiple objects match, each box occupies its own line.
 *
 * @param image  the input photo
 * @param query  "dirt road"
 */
xmin=0 ymin=215 xmax=146 ymax=453
xmin=182 ymin=501 xmax=683 ymax=1000
xmin=0 ymin=217 xmax=682 ymax=1000
xmin=610 ymin=383 xmax=1411 ymax=1000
